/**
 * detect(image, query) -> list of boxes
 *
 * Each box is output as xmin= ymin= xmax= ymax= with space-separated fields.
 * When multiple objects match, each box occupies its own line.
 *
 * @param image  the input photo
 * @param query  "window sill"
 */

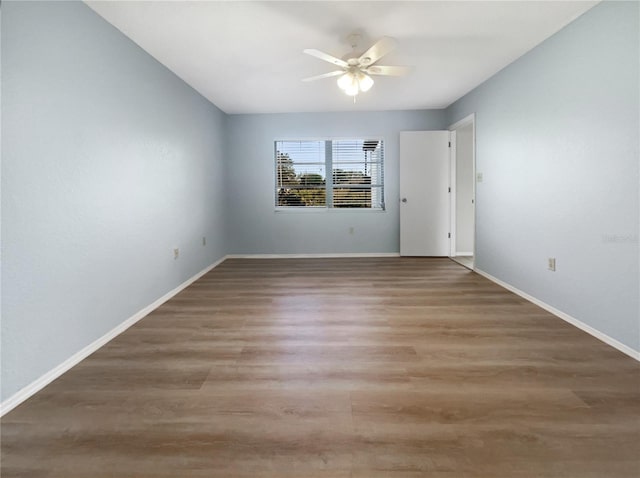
xmin=274 ymin=208 xmax=386 ymax=214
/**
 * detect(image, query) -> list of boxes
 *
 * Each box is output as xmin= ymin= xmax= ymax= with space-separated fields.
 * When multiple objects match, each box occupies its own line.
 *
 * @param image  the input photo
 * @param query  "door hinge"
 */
xmin=448 ymin=232 xmax=451 ymax=238
xmin=448 ymin=187 xmax=451 ymax=193
xmin=448 ymin=141 xmax=451 ymax=147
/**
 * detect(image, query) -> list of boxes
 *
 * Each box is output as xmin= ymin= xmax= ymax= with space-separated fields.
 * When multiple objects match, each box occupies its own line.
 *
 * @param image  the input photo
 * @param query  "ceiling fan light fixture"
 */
xmin=337 ymin=72 xmax=353 ymax=90
xmin=358 ymin=72 xmax=374 ymax=92
xmin=345 ymin=80 xmax=359 ymax=96
xmin=337 ymin=71 xmax=373 ymax=96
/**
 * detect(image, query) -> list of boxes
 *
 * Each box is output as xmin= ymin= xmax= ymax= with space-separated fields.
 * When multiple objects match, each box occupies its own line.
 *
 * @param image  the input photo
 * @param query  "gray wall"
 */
xmin=455 ymin=123 xmax=475 ymax=255
xmin=1 ymin=1 xmax=228 ymax=401
xmin=446 ymin=1 xmax=639 ymax=351
xmin=225 ymin=111 xmax=446 ymax=254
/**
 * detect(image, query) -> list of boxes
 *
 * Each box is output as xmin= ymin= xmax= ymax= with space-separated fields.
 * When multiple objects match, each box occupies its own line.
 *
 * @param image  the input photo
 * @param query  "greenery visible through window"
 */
xmin=275 ymin=139 xmax=384 ymax=209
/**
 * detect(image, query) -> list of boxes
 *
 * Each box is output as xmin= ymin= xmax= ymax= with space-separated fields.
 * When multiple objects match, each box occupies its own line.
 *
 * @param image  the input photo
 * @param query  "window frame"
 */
xmin=274 ymin=137 xmax=385 ymax=212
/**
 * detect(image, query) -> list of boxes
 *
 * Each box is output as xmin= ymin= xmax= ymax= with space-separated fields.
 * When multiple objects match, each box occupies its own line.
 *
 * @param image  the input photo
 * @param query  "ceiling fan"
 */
xmin=302 ymin=34 xmax=411 ymax=97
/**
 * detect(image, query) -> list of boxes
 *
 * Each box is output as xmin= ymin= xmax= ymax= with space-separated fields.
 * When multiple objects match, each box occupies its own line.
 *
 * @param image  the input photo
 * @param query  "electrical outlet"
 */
xmin=202 ymin=236 xmax=206 ymax=246
xmin=174 ymin=248 xmax=180 ymax=260
xmin=548 ymin=257 xmax=556 ymax=271
xmin=476 ymin=172 xmax=484 ymax=183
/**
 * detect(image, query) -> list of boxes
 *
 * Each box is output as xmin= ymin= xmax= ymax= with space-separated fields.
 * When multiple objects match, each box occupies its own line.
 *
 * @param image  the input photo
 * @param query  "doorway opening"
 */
xmin=449 ymin=114 xmax=476 ymax=269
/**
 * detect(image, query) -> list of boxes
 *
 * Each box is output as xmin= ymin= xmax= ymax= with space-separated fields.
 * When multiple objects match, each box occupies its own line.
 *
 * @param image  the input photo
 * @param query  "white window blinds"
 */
xmin=275 ymin=139 xmax=384 ymax=209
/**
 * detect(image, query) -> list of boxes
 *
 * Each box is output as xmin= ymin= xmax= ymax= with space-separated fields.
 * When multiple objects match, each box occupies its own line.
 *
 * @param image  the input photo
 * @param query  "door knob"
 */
xmin=401 ymin=198 xmax=407 ymax=203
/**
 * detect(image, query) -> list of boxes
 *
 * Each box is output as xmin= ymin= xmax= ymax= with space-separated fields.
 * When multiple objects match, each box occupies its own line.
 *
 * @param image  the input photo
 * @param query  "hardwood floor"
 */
xmin=2 ymin=258 xmax=639 ymax=477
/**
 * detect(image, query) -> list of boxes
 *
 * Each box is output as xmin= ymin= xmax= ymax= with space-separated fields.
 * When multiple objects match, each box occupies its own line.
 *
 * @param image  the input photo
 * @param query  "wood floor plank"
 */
xmin=2 ymin=257 xmax=639 ymax=477
xmin=202 ymin=363 xmax=414 ymax=392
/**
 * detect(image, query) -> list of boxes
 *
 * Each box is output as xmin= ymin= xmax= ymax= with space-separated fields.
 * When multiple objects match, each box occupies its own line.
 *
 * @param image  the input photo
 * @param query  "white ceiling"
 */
xmin=85 ymin=1 xmax=598 ymax=114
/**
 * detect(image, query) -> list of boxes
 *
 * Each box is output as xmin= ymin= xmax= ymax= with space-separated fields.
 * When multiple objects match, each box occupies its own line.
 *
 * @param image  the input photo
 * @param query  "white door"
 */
xmin=399 ymin=131 xmax=450 ymax=256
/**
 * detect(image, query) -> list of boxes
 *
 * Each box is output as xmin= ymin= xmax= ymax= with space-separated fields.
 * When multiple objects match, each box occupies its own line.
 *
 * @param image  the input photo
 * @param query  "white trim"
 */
xmin=448 ymin=129 xmax=457 ymax=258
xmin=274 ymin=208 xmax=386 ymax=214
xmin=475 ymin=268 xmax=640 ymax=361
xmin=226 ymin=253 xmax=401 ymax=259
xmin=447 ymin=113 xmax=476 ymax=263
xmin=455 ymin=252 xmax=474 ymax=256
xmin=0 ymin=256 xmax=229 ymax=417
xmin=448 ymin=113 xmax=476 ymax=131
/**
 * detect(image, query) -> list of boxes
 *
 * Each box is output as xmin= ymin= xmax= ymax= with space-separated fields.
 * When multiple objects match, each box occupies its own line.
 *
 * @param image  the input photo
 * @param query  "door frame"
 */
xmin=448 ymin=113 xmax=476 ymax=262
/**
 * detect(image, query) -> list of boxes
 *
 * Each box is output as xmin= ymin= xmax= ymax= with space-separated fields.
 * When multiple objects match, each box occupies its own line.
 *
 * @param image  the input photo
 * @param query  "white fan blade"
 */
xmin=366 ymin=65 xmax=412 ymax=76
xmin=358 ymin=37 xmax=397 ymax=66
xmin=303 ymin=49 xmax=348 ymax=68
xmin=302 ymin=70 xmax=345 ymax=82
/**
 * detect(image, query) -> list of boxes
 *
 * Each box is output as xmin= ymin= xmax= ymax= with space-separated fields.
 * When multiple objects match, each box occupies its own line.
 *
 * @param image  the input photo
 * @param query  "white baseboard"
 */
xmin=226 ymin=253 xmax=401 ymax=259
xmin=455 ymin=252 xmax=473 ymax=257
xmin=0 ymin=256 xmax=228 ymax=417
xmin=474 ymin=268 xmax=640 ymax=361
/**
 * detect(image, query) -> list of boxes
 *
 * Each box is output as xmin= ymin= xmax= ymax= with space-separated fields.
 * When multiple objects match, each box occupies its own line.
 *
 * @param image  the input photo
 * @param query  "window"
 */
xmin=275 ymin=139 xmax=384 ymax=209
